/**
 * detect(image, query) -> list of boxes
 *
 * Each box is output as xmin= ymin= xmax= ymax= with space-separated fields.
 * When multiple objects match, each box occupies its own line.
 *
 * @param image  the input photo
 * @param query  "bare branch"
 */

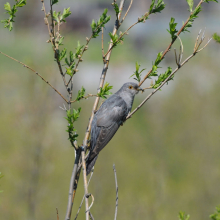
xmin=120 ymin=0 xmax=133 ymax=26
xmin=74 ymin=168 xmax=94 ymax=220
xmin=0 ymin=51 xmax=68 ymax=103
xmin=113 ymin=164 xmax=118 ymax=220
xmin=81 ymin=147 xmax=89 ymax=220
xmin=65 ymin=149 xmax=81 ymax=220
xmin=56 ymin=208 xmax=59 ymax=220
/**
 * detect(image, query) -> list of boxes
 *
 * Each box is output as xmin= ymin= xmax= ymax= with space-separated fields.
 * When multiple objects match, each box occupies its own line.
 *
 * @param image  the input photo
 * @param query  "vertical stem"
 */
xmin=81 ymin=149 xmax=89 ymax=220
xmin=65 ymin=149 xmax=81 ymax=220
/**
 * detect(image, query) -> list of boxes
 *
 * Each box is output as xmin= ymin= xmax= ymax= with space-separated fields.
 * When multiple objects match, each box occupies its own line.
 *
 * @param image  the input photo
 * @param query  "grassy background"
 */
xmin=0 ymin=0 xmax=220 ymax=220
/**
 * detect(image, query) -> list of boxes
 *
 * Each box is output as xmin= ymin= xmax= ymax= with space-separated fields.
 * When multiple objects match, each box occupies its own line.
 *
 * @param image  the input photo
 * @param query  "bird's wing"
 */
xmin=88 ymin=95 xmax=128 ymax=160
xmin=96 ymin=95 xmax=127 ymax=127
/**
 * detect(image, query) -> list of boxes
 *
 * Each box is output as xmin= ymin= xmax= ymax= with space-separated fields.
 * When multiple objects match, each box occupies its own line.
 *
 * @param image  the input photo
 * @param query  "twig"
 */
xmin=65 ymin=149 xmax=81 ymax=220
xmin=127 ymin=32 xmax=212 ymax=119
xmin=120 ymin=0 xmax=133 ymax=26
xmin=101 ymin=27 xmax=105 ymax=61
xmin=71 ymin=94 xmax=98 ymax=103
xmin=74 ymin=168 xmax=94 ymax=220
xmin=138 ymin=0 xmax=205 ymax=86
xmin=89 ymin=212 xmax=95 ymax=220
xmin=0 ymin=51 xmax=68 ymax=103
xmin=174 ymin=36 xmax=184 ymax=67
xmin=56 ymin=208 xmax=59 ymax=220
xmin=81 ymin=147 xmax=89 ymax=220
xmin=113 ymin=164 xmax=118 ymax=220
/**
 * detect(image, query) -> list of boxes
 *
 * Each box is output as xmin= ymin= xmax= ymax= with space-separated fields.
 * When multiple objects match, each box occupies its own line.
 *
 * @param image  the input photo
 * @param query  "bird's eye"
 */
xmin=129 ymin=86 xmax=133 ymax=89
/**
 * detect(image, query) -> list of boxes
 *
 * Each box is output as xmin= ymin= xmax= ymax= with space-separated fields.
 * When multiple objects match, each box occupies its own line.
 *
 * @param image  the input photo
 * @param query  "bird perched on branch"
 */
xmin=86 ymin=82 xmax=143 ymax=175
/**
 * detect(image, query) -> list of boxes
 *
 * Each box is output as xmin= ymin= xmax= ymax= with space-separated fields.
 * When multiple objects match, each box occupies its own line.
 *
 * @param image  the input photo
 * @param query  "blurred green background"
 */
xmin=0 ymin=0 xmax=220 ymax=220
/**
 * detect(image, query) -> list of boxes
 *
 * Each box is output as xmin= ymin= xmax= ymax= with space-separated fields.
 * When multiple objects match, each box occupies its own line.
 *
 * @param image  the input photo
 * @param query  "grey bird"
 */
xmin=86 ymin=82 xmax=143 ymax=175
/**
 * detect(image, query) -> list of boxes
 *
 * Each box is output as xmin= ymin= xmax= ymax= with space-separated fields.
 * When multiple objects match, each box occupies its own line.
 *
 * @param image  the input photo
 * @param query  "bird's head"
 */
xmin=119 ymin=82 xmax=143 ymax=96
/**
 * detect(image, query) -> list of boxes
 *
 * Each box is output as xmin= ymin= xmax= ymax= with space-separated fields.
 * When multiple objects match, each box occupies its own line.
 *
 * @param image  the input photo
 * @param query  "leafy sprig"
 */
xmin=186 ymin=0 xmax=194 ymax=12
xmin=64 ymin=42 xmax=84 ymax=76
xmin=108 ymin=32 xmax=124 ymax=47
xmin=53 ymin=8 xmax=71 ymax=23
xmin=1 ymin=0 xmax=27 ymax=31
xmin=130 ymin=62 xmax=146 ymax=83
xmin=138 ymin=0 xmax=165 ymax=23
xmin=149 ymin=0 xmax=165 ymax=14
xmin=179 ymin=211 xmax=190 ymax=220
xmin=98 ymin=82 xmax=113 ymax=99
xmin=65 ymin=108 xmax=81 ymax=146
xmin=167 ymin=17 xmax=178 ymax=41
xmin=148 ymin=52 xmax=163 ymax=78
xmin=213 ymin=33 xmax=220 ymax=44
xmin=76 ymin=87 xmax=86 ymax=102
xmin=91 ymin=8 xmax=111 ymax=38
xmin=182 ymin=5 xmax=202 ymax=33
xmin=210 ymin=206 xmax=220 ymax=220
xmin=152 ymin=67 xmax=173 ymax=89
xmin=112 ymin=2 xmax=120 ymax=18
xmin=52 ymin=0 xmax=59 ymax=5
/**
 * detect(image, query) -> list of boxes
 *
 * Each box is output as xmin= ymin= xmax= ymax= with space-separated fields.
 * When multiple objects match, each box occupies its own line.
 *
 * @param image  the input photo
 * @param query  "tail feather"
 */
xmin=86 ymin=155 xmax=98 ymax=175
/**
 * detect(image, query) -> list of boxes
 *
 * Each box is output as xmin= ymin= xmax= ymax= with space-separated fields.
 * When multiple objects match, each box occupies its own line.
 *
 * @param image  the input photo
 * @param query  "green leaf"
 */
xmin=213 ymin=33 xmax=220 ymax=44
xmin=58 ymin=48 xmax=67 ymax=61
xmin=75 ymin=41 xmax=84 ymax=58
xmin=65 ymin=108 xmax=81 ymax=146
xmin=210 ymin=206 xmax=220 ymax=220
xmin=179 ymin=211 xmax=190 ymax=220
xmin=66 ymin=67 xmax=73 ymax=76
xmin=112 ymin=2 xmax=120 ymax=17
xmin=76 ymin=87 xmax=86 ymax=101
xmin=91 ymin=8 xmax=111 ymax=38
xmin=154 ymin=51 xmax=163 ymax=66
xmin=204 ymin=0 xmax=218 ymax=2
xmin=16 ymin=0 xmax=27 ymax=7
xmin=182 ymin=5 xmax=202 ymax=33
xmin=58 ymin=36 xmax=64 ymax=46
xmin=186 ymin=0 xmax=194 ymax=12
xmin=60 ymin=7 xmax=71 ymax=22
xmin=4 ymin=3 xmax=11 ymax=13
xmin=98 ymin=82 xmax=113 ymax=99
xmin=149 ymin=0 xmax=165 ymax=14
xmin=167 ymin=17 xmax=178 ymax=41
xmin=52 ymin=0 xmax=59 ymax=5
xmin=130 ymin=61 xmax=145 ymax=82
xmin=152 ymin=66 xmax=173 ymax=89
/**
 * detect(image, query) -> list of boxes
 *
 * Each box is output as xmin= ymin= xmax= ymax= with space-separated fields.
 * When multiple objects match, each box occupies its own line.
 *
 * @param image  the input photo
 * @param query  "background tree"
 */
xmin=0 ymin=0 xmax=220 ymax=220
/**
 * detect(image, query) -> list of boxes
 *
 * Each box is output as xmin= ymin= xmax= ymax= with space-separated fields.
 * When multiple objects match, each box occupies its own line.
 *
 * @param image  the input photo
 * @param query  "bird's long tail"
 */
xmin=86 ymin=155 xmax=98 ymax=176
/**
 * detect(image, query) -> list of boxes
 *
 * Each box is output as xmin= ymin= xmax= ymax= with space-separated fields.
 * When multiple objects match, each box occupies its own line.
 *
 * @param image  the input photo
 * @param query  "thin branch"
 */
xmin=127 ymin=33 xmax=212 ymax=120
xmin=41 ymin=0 xmax=68 ymax=90
xmin=56 ymin=208 xmax=59 ymax=220
xmin=74 ymin=168 xmax=94 ymax=220
xmin=120 ymin=0 xmax=133 ymax=26
xmin=65 ymin=149 xmax=81 ymax=220
xmin=102 ymin=27 xmax=105 ymax=61
xmin=71 ymin=94 xmax=98 ymax=104
xmin=81 ymin=148 xmax=89 ymax=220
xmin=139 ymin=0 xmax=205 ymax=86
xmin=89 ymin=212 xmax=95 ymax=220
xmin=113 ymin=164 xmax=118 ymax=220
xmin=0 ymin=51 xmax=68 ymax=103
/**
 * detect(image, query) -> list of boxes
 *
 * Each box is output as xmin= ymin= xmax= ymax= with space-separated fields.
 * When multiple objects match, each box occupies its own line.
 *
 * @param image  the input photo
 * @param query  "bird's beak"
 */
xmin=137 ymin=87 xmax=144 ymax=93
